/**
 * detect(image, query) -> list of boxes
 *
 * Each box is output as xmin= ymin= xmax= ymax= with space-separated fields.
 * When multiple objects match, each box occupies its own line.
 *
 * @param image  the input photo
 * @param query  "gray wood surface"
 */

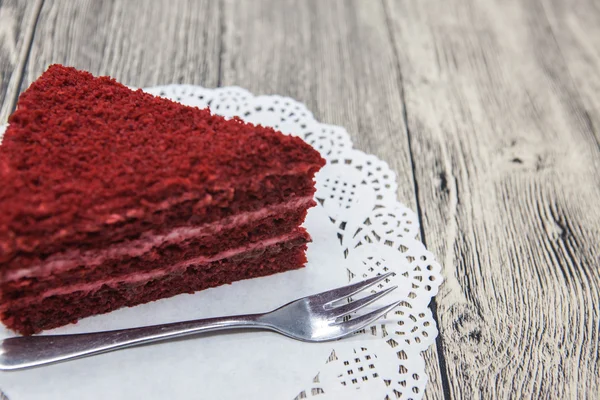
xmin=384 ymin=0 xmax=600 ymax=398
xmin=0 ymin=0 xmax=599 ymax=398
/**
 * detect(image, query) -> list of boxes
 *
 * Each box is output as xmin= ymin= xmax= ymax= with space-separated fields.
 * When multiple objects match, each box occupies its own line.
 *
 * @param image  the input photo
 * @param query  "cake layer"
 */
xmin=0 ymin=220 xmax=310 ymax=302
xmin=1 ymin=244 xmax=308 ymax=335
xmin=0 ymin=65 xmax=326 ymax=264
xmin=1 ymin=196 xmax=314 ymax=278
xmin=0 ymin=172 xmax=317 ymax=265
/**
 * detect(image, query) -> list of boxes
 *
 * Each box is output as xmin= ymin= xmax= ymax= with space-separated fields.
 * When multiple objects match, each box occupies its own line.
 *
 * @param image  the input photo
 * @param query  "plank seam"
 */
xmin=582 ymin=110 xmax=600 ymax=154
xmin=216 ymin=0 xmax=225 ymax=87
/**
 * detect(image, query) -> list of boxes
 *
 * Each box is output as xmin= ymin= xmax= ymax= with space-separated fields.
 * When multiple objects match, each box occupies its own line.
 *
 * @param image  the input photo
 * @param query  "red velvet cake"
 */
xmin=0 ymin=65 xmax=325 ymax=335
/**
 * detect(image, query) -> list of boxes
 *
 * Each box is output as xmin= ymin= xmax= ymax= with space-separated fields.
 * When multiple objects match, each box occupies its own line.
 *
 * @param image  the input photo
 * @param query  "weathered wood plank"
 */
xmin=384 ymin=0 xmax=600 ymax=398
xmin=221 ymin=1 xmax=446 ymax=398
xmin=0 ymin=0 xmax=43 ymax=123
xmin=19 ymin=0 xmax=221 ymax=92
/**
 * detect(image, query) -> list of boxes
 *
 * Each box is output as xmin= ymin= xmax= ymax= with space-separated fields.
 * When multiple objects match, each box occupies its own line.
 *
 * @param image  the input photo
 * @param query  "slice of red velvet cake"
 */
xmin=0 ymin=65 xmax=325 ymax=335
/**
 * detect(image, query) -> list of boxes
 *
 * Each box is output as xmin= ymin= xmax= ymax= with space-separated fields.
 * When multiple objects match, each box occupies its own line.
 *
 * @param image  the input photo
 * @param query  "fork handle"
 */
xmin=0 ymin=314 xmax=266 ymax=370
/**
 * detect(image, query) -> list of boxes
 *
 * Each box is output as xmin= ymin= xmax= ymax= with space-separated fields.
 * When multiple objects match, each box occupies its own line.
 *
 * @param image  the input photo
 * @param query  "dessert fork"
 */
xmin=0 ymin=272 xmax=399 ymax=370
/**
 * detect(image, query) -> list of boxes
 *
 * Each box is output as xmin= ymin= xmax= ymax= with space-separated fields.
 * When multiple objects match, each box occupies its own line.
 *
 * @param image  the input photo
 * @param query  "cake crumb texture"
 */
xmin=0 ymin=65 xmax=325 ymax=263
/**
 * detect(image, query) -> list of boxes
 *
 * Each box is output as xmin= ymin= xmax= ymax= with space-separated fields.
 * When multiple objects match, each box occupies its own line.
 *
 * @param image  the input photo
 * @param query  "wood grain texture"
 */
xmin=384 ymin=0 xmax=600 ymax=398
xmin=220 ymin=1 xmax=446 ymax=398
xmin=19 ymin=0 xmax=221 ymax=92
xmin=0 ymin=0 xmax=43 ymax=123
xmin=542 ymin=0 xmax=600 ymax=148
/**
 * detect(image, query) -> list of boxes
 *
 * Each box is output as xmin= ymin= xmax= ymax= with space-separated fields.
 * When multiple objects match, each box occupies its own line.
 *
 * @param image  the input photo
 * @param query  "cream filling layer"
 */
xmin=4 ymin=196 xmax=313 ymax=282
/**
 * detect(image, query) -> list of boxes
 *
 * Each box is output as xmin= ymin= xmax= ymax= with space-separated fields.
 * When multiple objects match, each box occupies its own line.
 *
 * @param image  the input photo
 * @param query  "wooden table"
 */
xmin=1 ymin=0 xmax=598 ymax=398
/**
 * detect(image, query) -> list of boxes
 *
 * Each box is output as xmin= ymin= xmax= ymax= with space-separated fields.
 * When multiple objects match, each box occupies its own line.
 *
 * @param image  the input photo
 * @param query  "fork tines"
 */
xmin=317 ymin=272 xmax=400 ymax=323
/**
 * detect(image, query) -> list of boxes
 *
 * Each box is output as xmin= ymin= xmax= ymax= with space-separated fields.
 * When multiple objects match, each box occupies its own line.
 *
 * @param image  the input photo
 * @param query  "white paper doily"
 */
xmin=0 ymin=86 xmax=442 ymax=400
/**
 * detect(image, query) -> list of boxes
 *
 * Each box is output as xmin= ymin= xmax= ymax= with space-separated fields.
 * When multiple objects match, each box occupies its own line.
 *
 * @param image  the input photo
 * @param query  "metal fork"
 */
xmin=0 ymin=272 xmax=399 ymax=370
